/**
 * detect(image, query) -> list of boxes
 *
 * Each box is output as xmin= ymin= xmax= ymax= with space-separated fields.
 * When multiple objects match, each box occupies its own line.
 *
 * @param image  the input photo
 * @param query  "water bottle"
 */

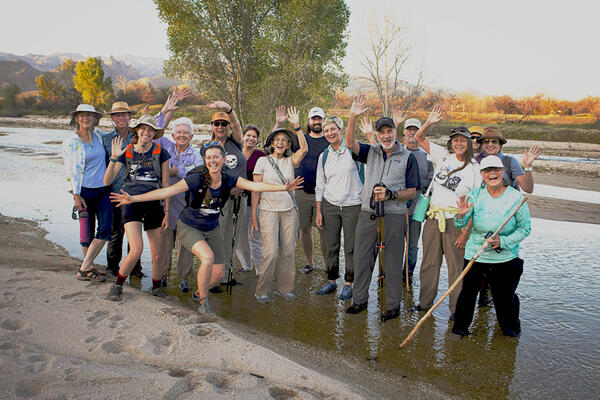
xmin=79 ymin=209 xmax=89 ymax=243
xmin=412 ymin=194 xmax=431 ymax=222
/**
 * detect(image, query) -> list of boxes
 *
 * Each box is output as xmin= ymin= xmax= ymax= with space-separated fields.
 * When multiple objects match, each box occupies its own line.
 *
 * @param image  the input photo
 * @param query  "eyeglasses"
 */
xmin=482 ymin=139 xmax=500 ymax=145
xmin=212 ymin=121 xmax=229 ymax=127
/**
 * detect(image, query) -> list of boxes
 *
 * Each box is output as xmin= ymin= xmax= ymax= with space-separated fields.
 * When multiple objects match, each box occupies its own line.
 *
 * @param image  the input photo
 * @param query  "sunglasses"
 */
xmin=212 ymin=121 xmax=229 ymax=127
xmin=482 ymin=139 xmax=500 ymax=145
xmin=482 ymin=167 xmax=503 ymax=173
xmin=203 ymin=140 xmax=223 ymax=148
xmin=451 ymin=128 xmax=469 ymax=134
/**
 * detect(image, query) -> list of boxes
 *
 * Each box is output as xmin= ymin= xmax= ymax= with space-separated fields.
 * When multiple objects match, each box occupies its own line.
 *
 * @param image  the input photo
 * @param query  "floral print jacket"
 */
xmin=61 ymin=129 xmax=105 ymax=195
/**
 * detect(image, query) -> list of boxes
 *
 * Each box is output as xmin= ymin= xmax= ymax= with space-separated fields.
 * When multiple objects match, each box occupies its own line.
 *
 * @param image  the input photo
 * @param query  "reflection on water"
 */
xmin=1 ymin=126 xmax=599 ymax=399
xmin=507 ymin=152 xmax=600 ymax=164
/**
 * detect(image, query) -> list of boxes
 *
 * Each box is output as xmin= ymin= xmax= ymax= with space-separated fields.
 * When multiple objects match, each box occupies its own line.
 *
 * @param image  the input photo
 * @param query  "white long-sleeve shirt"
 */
xmin=315 ymin=146 xmax=362 ymax=207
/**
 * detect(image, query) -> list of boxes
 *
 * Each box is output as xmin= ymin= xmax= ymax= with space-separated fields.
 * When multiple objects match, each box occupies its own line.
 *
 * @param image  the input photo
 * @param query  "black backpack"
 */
xmin=184 ymin=166 xmax=232 ymax=210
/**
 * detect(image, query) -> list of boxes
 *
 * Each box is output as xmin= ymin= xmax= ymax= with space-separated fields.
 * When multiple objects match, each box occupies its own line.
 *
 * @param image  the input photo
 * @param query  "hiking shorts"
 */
xmin=176 ymin=220 xmax=224 ymax=265
xmin=121 ymin=200 xmax=164 ymax=231
xmin=296 ymin=190 xmax=317 ymax=230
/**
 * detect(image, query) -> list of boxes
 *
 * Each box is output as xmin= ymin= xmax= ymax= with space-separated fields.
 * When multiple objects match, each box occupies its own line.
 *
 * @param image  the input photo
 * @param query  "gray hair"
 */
xmin=172 ymin=117 xmax=195 ymax=134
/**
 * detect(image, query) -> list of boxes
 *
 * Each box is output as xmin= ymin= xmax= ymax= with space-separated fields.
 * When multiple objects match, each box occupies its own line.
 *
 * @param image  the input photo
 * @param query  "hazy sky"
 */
xmin=4 ymin=0 xmax=599 ymax=100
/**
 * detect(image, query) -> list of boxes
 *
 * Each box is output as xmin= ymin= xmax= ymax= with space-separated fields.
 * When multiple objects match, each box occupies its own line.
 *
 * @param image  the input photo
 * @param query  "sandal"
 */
xmin=77 ymin=267 xmax=106 ymax=282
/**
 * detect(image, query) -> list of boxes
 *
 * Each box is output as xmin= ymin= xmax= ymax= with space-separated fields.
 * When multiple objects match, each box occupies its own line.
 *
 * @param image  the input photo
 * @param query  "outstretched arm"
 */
xmin=110 ymin=179 xmax=189 ymax=206
xmin=236 ymin=176 xmax=304 ymax=193
xmin=415 ymin=104 xmax=444 ymax=155
xmin=346 ymin=94 xmax=371 ymax=154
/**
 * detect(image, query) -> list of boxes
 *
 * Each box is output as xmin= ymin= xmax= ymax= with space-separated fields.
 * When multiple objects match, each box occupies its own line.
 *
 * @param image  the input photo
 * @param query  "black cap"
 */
xmin=375 ymin=117 xmax=395 ymax=131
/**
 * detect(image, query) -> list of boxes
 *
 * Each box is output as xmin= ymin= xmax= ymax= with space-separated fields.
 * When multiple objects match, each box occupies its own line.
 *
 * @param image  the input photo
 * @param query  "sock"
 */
xmin=152 ymin=279 xmax=162 ymax=290
xmin=116 ymin=273 xmax=127 ymax=286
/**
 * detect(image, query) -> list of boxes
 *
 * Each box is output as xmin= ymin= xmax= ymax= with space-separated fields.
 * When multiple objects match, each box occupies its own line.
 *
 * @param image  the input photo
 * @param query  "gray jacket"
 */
xmin=360 ymin=140 xmax=413 ymax=214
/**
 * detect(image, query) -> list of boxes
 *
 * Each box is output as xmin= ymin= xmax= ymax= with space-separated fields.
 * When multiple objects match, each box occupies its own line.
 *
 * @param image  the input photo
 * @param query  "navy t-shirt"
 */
xmin=356 ymin=143 xmax=421 ymax=189
xmin=294 ymin=133 xmax=328 ymax=194
xmin=179 ymin=172 xmax=239 ymax=232
xmin=118 ymin=145 xmax=170 ymax=195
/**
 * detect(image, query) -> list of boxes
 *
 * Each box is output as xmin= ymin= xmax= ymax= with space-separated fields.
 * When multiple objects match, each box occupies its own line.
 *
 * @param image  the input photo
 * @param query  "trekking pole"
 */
xmin=226 ymin=195 xmax=242 ymax=295
xmin=376 ymin=199 xmax=386 ymax=320
xmin=399 ymin=197 xmax=527 ymax=348
xmin=405 ymin=209 xmax=410 ymax=290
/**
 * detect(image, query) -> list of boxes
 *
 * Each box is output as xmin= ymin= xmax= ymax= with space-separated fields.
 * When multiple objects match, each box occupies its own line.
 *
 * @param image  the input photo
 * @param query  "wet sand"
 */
xmin=0 ymin=214 xmax=448 ymax=399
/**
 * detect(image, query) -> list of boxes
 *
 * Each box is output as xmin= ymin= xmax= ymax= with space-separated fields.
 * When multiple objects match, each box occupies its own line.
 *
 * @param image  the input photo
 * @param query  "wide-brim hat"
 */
xmin=108 ymin=101 xmax=136 ymax=115
xmin=449 ymin=126 xmax=471 ymax=139
xmin=130 ymin=115 xmax=164 ymax=139
xmin=264 ymin=128 xmax=299 ymax=152
xmin=478 ymin=127 xmax=507 ymax=145
xmin=70 ymin=104 xmax=103 ymax=125
xmin=469 ymin=125 xmax=483 ymax=136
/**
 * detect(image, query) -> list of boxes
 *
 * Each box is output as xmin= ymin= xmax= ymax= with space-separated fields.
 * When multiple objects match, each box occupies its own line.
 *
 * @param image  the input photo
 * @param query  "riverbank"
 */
xmin=0 ymin=214 xmax=448 ymax=400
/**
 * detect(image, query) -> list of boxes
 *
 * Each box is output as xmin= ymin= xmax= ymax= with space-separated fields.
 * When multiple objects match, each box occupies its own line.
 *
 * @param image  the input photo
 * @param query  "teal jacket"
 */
xmin=455 ymin=186 xmax=531 ymax=263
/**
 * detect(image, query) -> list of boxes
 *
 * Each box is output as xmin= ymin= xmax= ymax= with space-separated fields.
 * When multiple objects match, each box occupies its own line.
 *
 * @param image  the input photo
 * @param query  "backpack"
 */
xmin=501 ymin=156 xmax=520 ymax=190
xmin=184 ymin=166 xmax=232 ymax=210
xmin=123 ymin=143 xmax=163 ymax=188
xmin=321 ymin=147 xmax=365 ymax=184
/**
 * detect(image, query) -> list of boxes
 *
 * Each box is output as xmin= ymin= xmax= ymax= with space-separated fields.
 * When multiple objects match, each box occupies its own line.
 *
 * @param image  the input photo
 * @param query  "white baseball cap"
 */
xmin=480 ymin=155 xmax=504 ymax=170
xmin=404 ymin=118 xmax=422 ymax=129
xmin=308 ymin=107 xmax=325 ymax=119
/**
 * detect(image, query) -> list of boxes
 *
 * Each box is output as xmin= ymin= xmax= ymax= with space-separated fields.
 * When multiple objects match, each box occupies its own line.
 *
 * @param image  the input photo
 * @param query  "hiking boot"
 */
xmin=412 ymin=304 xmax=429 ymax=312
xmin=160 ymin=277 xmax=168 ymax=288
xmin=452 ymin=327 xmax=469 ymax=336
xmin=107 ymin=284 xmax=123 ymax=302
xmin=315 ymin=281 xmax=337 ymax=295
xmin=273 ymin=291 xmax=296 ymax=300
xmin=339 ymin=285 xmax=353 ymax=300
xmin=449 ymin=313 xmax=456 ymax=322
xmin=209 ymin=286 xmax=224 ymax=294
xmin=255 ymin=294 xmax=271 ymax=304
xmin=346 ymin=302 xmax=367 ymax=314
xmin=197 ymin=301 xmax=212 ymax=315
xmin=151 ymin=287 xmax=168 ymax=298
xmin=179 ymin=278 xmax=190 ymax=293
xmin=380 ymin=308 xmax=400 ymax=322
xmin=299 ymin=265 xmax=315 ymax=274
xmin=502 ymin=328 xmax=521 ymax=337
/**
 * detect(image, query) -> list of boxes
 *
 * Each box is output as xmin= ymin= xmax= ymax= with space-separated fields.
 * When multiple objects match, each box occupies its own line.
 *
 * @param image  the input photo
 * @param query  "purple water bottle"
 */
xmin=79 ymin=209 xmax=89 ymax=243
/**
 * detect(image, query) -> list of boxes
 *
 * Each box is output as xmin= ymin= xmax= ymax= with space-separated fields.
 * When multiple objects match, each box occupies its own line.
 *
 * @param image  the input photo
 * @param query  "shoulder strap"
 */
xmin=151 ymin=143 xmax=162 ymax=188
xmin=124 ymin=144 xmax=134 ymax=182
xmin=266 ymin=155 xmax=299 ymax=214
xmin=321 ymin=147 xmax=329 ymax=168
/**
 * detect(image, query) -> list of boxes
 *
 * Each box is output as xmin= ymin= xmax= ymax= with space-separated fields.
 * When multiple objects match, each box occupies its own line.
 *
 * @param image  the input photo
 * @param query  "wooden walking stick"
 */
xmin=405 ymin=209 xmax=410 ymax=290
xmin=399 ymin=196 xmax=527 ymax=348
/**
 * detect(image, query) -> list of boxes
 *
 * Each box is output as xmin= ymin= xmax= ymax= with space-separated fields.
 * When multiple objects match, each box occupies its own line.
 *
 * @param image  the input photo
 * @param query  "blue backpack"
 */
xmin=321 ymin=147 xmax=365 ymax=184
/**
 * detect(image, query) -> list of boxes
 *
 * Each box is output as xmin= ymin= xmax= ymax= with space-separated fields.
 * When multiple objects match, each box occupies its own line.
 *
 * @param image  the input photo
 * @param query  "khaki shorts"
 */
xmin=296 ymin=190 xmax=317 ymax=230
xmin=176 ymin=220 xmax=224 ymax=265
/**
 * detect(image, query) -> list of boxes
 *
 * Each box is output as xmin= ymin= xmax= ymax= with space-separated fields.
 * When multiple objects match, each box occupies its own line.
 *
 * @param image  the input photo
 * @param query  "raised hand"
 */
xmin=110 ymin=189 xmax=134 ymax=206
xmin=140 ymin=104 xmax=150 ymax=116
xmin=359 ymin=117 xmax=374 ymax=136
xmin=111 ymin=136 xmax=126 ymax=159
xmin=284 ymin=176 xmax=304 ymax=191
xmin=275 ymin=105 xmax=287 ymax=125
xmin=172 ymin=86 xmax=192 ymax=103
xmin=286 ymin=106 xmax=300 ymax=128
xmin=426 ymin=104 xmax=444 ymax=125
xmin=161 ymin=93 xmax=178 ymax=114
xmin=456 ymin=195 xmax=473 ymax=218
xmin=393 ymin=105 xmax=408 ymax=128
xmin=206 ymin=100 xmax=231 ymax=111
xmin=350 ymin=94 xmax=371 ymax=116
xmin=523 ymin=145 xmax=542 ymax=168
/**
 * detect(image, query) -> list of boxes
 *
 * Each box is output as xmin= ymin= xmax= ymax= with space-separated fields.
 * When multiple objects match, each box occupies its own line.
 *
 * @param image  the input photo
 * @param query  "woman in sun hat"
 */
xmin=452 ymin=155 xmax=531 ymax=337
xmin=62 ymin=104 xmax=112 ymax=282
xmin=103 ymin=115 xmax=171 ymax=301
xmin=250 ymin=107 xmax=308 ymax=304
xmin=413 ymin=105 xmax=482 ymax=319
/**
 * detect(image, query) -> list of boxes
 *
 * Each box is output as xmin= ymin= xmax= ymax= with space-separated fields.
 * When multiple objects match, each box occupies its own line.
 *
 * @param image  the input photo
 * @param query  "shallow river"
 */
xmin=1 ymin=126 xmax=599 ymax=399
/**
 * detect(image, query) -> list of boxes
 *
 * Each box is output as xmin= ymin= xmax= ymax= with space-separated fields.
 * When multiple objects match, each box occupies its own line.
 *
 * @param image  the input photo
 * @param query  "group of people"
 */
xmin=62 ymin=91 xmax=540 ymax=337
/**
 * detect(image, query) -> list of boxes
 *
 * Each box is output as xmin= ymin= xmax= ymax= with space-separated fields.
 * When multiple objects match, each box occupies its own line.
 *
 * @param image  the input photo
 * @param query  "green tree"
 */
xmin=73 ymin=57 xmax=114 ymax=109
xmin=2 ymin=83 xmax=22 ymax=110
xmin=154 ymin=0 xmax=349 ymax=128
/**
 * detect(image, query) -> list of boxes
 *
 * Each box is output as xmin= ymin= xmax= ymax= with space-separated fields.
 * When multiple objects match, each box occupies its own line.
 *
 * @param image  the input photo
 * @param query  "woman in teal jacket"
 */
xmin=452 ymin=155 xmax=531 ymax=337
